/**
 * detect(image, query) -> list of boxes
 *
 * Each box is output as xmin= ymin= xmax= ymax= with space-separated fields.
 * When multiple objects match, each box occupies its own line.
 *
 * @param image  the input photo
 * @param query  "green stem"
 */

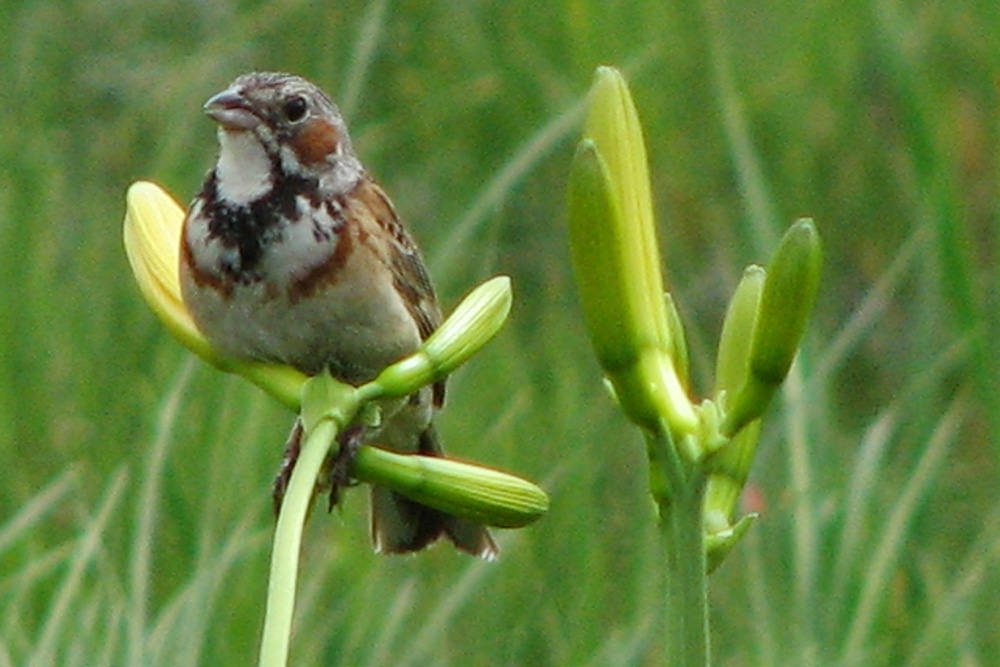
xmin=664 ymin=481 xmax=709 ymax=665
xmin=258 ymin=417 xmax=341 ymax=667
xmin=649 ymin=427 xmax=710 ymax=666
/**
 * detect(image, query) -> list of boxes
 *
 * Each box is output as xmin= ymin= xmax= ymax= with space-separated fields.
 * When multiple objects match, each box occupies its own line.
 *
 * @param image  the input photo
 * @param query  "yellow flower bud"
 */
xmin=123 ymin=181 xmax=209 ymax=358
xmin=567 ymin=68 xmax=695 ymax=433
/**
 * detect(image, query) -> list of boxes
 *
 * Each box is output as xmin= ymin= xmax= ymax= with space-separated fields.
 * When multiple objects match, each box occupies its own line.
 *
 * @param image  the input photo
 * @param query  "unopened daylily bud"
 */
xmin=567 ymin=140 xmax=634 ymax=371
xmin=721 ymin=220 xmax=821 ymax=436
xmin=708 ymin=268 xmax=765 ymax=518
xmin=352 ymin=445 xmax=549 ymax=528
xmin=585 ymin=67 xmax=669 ymax=354
xmin=424 ymin=276 xmax=513 ymax=375
xmin=714 ymin=266 xmax=765 ymax=400
xmin=372 ymin=276 xmax=512 ymax=398
xmin=123 ymin=181 xmax=212 ymax=359
xmin=567 ymin=68 xmax=695 ymax=433
xmin=749 ymin=219 xmax=822 ymax=385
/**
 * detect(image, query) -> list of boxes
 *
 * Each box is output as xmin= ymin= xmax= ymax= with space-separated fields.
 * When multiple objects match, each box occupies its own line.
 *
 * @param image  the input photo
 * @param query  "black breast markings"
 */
xmin=202 ymin=170 xmax=321 ymax=283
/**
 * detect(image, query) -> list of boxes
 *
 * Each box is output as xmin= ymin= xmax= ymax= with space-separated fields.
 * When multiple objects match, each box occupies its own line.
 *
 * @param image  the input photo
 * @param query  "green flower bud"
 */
xmin=714 ymin=266 xmax=765 ymax=400
xmin=372 ymin=276 xmax=512 ymax=398
xmin=721 ymin=220 xmax=822 ymax=436
xmin=749 ymin=219 xmax=822 ymax=385
xmin=567 ymin=140 xmax=634 ymax=371
xmin=567 ymin=68 xmax=695 ymax=433
xmin=352 ymin=445 xmax=549 ymax=528
xmin=424 ymin=276 xmax=513 ymax=375
xmin=713 ymin=266 xmax=765 ymax=447
xmin=584 ymin=68 xmax=668 ymax=354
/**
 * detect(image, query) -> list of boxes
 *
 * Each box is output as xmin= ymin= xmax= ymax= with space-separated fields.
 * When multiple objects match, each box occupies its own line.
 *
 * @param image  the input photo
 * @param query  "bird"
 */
xmin=179 ymin=71 xmax=497 ymax=559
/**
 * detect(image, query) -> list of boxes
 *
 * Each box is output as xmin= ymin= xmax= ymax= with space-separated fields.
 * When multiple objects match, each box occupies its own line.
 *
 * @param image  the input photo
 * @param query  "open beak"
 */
xmin=203 ymin=89 xmax=260 ymax=131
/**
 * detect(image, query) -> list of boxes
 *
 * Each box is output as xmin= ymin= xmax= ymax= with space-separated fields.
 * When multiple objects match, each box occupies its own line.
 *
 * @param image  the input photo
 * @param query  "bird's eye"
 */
xmin=283 ymin=96 xmax=308 ymax=123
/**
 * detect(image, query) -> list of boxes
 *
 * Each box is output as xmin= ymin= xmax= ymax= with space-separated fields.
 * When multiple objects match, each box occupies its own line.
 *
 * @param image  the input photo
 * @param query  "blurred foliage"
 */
xmin=1 ymin=0 xmax=998 ymax=664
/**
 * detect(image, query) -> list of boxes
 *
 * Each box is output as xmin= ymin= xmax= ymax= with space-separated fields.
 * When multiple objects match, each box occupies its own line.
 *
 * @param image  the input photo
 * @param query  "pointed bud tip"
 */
xmin=592 ymin=65 xmax=624 ymax=87
xmin=127 ymin=179 xmax=169 ymax=204
xmin=574 ymin=137 xmax=598 ymax=159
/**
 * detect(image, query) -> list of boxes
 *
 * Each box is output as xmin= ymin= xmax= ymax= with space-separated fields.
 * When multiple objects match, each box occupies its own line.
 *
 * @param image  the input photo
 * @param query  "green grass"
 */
xmin=2 ymin=0 xmax=998 ymax=664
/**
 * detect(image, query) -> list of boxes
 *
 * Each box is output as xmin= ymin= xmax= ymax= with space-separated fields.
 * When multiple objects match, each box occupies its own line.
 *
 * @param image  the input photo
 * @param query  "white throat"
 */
xmin=215 ymin=129 xmax=273 ymax=204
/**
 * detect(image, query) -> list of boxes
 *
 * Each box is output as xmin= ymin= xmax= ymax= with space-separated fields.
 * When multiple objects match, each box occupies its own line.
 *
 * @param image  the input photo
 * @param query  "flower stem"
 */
xmin=664 ymin=483 xmax=709 ymax=665
xmin=258 ymin=417 xmax=340 ymax=667
xmin=648 ymin=427 xmax=710 ymax=665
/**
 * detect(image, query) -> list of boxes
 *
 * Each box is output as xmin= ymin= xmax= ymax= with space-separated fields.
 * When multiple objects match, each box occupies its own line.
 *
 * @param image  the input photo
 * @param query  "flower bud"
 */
xmin=567 ymin=67 xmax=695 ymax=433
xmin=423 ymin=276 xmax=513 ymax=374
xmin=712 ymin=267 xmax=765 ymax=466
xmin=749 ymin=218 xmax=822 ymax=385
xmin=373 ymin=276 xmax=512 ymax=398
xmin=123 ymin=181 xmax=210 ymax=358
xmin=714 ymin=266 xmax=765 ymax=400
xmin=352 ymin=445 xmax=549 ymax=528
xmin=721 ymin=220 xmax=821 ymax=436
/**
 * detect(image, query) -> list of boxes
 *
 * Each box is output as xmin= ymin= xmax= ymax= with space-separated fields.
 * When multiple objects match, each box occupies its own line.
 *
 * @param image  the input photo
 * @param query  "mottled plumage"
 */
xmin=180 ymin=72 xmax=496 ymax=558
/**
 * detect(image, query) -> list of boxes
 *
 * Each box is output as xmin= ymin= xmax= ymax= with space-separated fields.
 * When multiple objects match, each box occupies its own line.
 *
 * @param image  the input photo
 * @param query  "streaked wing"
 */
xmin=351 ymin=176 xmax=446 ymax=405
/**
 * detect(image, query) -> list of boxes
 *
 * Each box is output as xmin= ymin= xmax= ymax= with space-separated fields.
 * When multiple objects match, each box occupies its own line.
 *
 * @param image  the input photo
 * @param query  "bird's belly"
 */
xmin=180 ymin=266 xmax=421 ymax=383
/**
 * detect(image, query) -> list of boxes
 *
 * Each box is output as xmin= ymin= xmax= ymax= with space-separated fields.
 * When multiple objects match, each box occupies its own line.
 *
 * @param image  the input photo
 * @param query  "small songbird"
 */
xmin=179 ymin=71 xmax=497 ymax=559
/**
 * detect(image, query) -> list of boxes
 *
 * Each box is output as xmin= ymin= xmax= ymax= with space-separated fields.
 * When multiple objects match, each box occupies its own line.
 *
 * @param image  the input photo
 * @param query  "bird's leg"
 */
xmin=272 ymin=417 xmax=304 ymax=516
xmin=272 ymin=418 xmax=365 ymax=516
xmin=326 ymin=425 xmax=364 ymax=511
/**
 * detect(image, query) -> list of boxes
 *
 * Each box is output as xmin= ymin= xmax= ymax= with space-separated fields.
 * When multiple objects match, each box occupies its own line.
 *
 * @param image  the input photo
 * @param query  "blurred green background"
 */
xmin=2 ymin=1 xmax=997 ymax=664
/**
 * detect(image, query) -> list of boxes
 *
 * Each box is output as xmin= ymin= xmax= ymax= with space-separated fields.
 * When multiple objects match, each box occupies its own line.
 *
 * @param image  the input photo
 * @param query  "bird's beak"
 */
xmin=203 ymin=89 xmax=260 ymax=131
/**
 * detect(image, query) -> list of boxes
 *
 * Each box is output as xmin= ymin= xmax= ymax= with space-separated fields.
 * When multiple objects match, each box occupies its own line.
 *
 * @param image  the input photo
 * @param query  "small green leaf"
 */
xmin=705 ymin=513 xmax=757 ymax=573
